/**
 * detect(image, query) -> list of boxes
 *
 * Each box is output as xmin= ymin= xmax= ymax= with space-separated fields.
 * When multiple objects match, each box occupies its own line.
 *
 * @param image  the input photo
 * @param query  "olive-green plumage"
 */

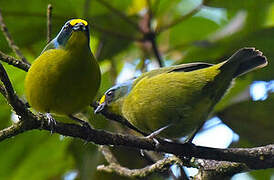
xmin=95 ymin=48 xmax=267 ymax=138
xmin=25 ymin=19 xmax=101 ymax=115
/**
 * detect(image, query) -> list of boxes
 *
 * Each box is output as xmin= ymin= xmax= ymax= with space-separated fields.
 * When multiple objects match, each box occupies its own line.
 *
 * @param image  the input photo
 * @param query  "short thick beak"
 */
xmin=94 ymin=102 xmax=106 ymax=114
xmin=73 ymin=22 xmax=86 ymax=31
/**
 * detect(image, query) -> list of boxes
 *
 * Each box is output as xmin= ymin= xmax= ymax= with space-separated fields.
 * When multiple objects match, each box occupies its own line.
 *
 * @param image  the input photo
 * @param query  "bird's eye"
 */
xmin=106 ymin=91 xmax=113 ymax=97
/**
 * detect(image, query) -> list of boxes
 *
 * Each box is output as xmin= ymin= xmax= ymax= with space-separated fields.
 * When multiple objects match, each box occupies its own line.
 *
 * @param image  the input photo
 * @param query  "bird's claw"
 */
xmin=139 ymin=126 xmax=171 ymax=156
xmin=45 ymin=113 xmax=56 ymax=134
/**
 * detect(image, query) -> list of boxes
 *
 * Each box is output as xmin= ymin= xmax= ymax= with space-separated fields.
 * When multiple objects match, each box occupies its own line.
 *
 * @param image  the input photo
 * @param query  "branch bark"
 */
xmin=47 ymin=4 xmax=53 ymax=43
xmin=0 ymin=51 xmax=30 ymax=71
xmin=98 ymin=146 xmax=181 ymax=178
xmin=194 ymin=159 xmax=249 ymax=180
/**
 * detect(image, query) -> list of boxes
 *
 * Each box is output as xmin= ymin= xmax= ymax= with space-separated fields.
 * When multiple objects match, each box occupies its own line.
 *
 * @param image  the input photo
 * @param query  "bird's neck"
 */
xmin=65 ymin=32 xmax=90 ymax=52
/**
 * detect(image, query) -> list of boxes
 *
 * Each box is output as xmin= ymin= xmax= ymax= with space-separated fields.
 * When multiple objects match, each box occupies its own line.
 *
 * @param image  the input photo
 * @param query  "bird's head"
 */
xmin=55 ymin=19 xmax=90 ymax=49
xmin=94 ymin=79 xmax=134 ymax=114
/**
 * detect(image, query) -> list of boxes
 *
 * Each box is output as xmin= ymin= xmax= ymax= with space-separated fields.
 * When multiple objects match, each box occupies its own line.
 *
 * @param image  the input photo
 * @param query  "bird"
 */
xmin=25 ymin=19 xmax=101 ymax=128
xmin=94 ymin=48 xmax=267 ymax=140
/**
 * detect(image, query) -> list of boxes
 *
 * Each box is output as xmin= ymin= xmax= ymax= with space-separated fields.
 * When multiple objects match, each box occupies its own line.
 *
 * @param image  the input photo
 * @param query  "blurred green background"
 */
xmin=0 ymin=0 xmax=273 ymax=179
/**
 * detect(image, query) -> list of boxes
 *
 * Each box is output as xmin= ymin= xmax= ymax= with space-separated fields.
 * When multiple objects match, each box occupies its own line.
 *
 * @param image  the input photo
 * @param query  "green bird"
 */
xmin=25 ymin=19 xmax=101 ymax=126
xmin=95 ymin=48 xmax=267 ymax=139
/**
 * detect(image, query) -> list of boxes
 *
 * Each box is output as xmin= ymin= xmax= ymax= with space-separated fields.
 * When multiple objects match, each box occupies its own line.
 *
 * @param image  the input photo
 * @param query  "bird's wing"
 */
xmin=168 ymin=62 xmax=213 ymax=73
xmin=133 ymin=62 xmax=213 ymax=85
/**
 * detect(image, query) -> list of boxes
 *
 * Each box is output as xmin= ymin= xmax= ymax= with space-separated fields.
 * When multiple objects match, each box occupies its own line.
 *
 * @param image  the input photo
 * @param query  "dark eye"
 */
xmin=106 ymin=90 xmax=113 ymax=97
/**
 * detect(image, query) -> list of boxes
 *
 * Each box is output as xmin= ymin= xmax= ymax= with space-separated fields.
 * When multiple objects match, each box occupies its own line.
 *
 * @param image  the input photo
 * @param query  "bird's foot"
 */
xmin=140 ymin=125 xmax=171 ymax=156
xmin=45 ymin=113 xmax=57 ymax=134
xmin=146 ymin=125 xmax=171 ymax=147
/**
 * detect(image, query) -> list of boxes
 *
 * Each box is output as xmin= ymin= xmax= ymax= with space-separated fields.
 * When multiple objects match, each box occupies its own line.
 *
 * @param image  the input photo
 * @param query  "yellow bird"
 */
xmin=25 ymin=19 xmax=101 ymax=127
xmin=95 ymin=48 xmax=267 ymax=139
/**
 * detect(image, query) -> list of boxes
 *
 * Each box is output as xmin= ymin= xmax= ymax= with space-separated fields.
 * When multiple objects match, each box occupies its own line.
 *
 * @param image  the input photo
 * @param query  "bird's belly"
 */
xmin=25 ymin=51 xmax=99 ymax=115
xmin=124 ymin=98 xmax=211 ymax=138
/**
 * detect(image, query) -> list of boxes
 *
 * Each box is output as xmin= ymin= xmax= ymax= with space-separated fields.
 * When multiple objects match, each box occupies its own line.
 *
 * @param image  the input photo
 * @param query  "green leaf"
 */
xmin=0 ymin=131 xmax=74 ymax=180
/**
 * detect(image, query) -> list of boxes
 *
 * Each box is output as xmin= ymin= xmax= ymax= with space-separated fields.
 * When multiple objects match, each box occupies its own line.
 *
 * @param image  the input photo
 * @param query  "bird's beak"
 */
xmin=94 ymin=95 xmax=107 ymax=114
xmin=73 ymin=22 xmax=86 ymax=31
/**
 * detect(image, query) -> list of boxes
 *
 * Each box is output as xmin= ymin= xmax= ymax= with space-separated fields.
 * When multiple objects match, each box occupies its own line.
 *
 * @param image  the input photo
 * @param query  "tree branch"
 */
xmin=0 ymin=120 xmax=31 ymax=141
xmin=146 ymin=0 xmax=153 ymax=28
xmin=0 ymin=107 xmax=273 ymax=172
xmin=47 ymin=4 xmax=53 ymax=43
xmin=139 ymin=13 xmax=164 ymax=67
xmin=150 ymin=33 xmax=163 ymax=67
xmin=0 ymin=9 xmax=30 ymax=65
xmin=194 ymin=159 xmax=249 ymax=180
xmin=0 ymin=51 xmax=30 ymax=72
xmin=0 ymin=62 xmax=15 ymax=102
xmin=98 ymin=146 xmax=182 ymax=178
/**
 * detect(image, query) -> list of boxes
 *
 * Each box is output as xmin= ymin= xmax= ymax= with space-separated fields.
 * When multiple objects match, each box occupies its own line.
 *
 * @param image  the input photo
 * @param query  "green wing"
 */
xmin=133 ymin=62 xmax=213 ymax=86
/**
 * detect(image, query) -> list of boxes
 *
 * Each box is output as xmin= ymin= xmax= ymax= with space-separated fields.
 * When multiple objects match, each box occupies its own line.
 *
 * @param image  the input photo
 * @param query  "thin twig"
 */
xmin=0 ymin=62 xmax=31 ymax=119
xmin=156 ymin=1 xmax=204 ymax=34
xmin=95 ymin=0 xmax=142 ymax=33
xmin=1 ymin=10 xmax=140 ymax=42
xmin=0 ymin=50 xmax=30 ymax=72
xmin=98 ymin=146 xmax=119 ymax=164
xmin=150 ymin=33 xmax=164 ymax=67
xmin=146 ymin=0 xmax=153 ymax=28
xmin=0 ymin=121 xmax=27 ymax=141
xmin=0 ymin=62 xmax=15 ymax=102
xmin=47 ymin=4 xmax=53 ymax=43
xmin=0 ymin=9 xmax=29 ymax=65
xmin=179 ymin=165 xmax=189 ymax=180
xmin=98 ymin=150 xmax=181 ymax=178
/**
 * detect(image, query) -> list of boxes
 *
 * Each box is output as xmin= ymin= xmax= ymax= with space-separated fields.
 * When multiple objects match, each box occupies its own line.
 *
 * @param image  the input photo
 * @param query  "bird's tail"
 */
xmin=224 ymin=48 xmax=268 ymax=78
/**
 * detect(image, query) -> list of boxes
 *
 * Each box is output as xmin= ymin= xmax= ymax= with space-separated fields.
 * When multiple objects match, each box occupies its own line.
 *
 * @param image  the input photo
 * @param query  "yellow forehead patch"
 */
xmin=99 ymin=95 xmax=106 ymax=104
xmin=69 ymin=19 xmax=88 ymax=26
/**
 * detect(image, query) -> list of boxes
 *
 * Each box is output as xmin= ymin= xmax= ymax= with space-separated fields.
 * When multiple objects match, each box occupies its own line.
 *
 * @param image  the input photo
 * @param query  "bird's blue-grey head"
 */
xmin=51 ymin=19 xmax=90 ymax=49
xmin=94 ymin=79 xmax=135 ymax=114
